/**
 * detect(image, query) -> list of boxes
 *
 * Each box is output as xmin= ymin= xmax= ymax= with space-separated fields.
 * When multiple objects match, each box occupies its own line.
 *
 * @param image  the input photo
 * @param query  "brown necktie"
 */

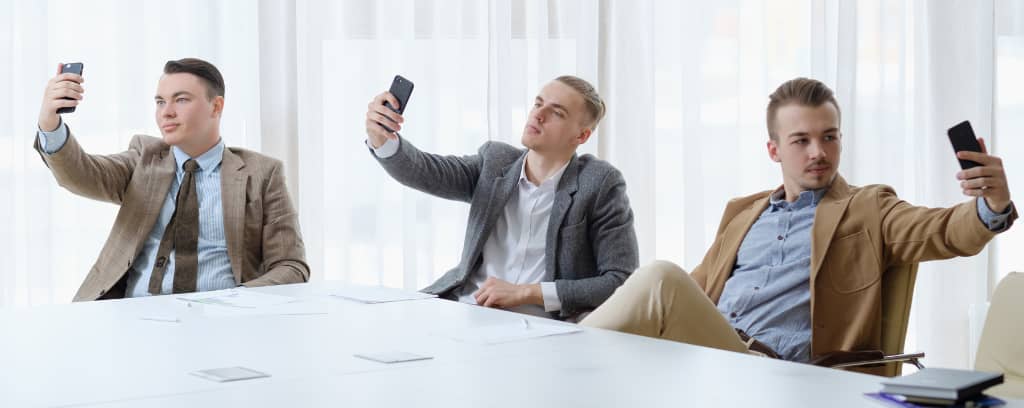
xmin=148 ymin=159 xmax=200 ymax=295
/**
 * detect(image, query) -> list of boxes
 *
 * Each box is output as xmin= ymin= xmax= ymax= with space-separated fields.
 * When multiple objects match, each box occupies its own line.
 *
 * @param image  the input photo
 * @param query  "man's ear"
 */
xmin=212 ymin=96 xmax=225 ymax=117
xmin=767 ymin=139 xmax=781 ymax=163
xmin=576 ymin=127 xmax=593 ymax=146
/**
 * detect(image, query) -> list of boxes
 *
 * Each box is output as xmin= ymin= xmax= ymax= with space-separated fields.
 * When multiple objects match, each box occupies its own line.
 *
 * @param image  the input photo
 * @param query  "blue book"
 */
xmin=865 ymin=392 xmax=1006 ymax=407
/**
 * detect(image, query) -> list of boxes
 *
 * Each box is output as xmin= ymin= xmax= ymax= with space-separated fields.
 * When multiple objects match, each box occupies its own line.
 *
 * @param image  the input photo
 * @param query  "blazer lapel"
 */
xmin=707 ymin=196 xmax=769 ymax=298
xmin=220 ymin=148 xmax=247 ymax=284
xmin=464 ymin=151 xmax=525 ymax=272
xmin=809 ymin=175 xmax=854 ymax=286
xmin=544 ymin=155 xmax=579 ymax=280
xmin=129 ymin=148 xmax=177 ymax=262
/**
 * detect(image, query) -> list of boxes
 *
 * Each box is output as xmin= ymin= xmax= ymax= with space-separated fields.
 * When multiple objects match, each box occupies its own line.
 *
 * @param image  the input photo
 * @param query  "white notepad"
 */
xmin=190 ymin=366 xmax=270 ymax=383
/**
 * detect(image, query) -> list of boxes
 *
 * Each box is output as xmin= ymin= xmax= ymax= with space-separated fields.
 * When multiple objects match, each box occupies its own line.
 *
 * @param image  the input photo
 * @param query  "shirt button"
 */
xmin=730 ymin=312 xmax=737 ymax=318
xmin=777 ymin=235 xmax=783 ymax=240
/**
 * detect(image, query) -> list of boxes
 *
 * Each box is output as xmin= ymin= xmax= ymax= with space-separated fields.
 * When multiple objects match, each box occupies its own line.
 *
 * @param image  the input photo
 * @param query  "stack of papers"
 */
xmin=330 ymin=285 xmax=437 ymax=304
xmin=175 ymin=289 xmax=328 ymax=318
xmin=176 ymin=289 xmax=297 ymax=308
xmin=441 ymin=319 xmax=582 ymax=345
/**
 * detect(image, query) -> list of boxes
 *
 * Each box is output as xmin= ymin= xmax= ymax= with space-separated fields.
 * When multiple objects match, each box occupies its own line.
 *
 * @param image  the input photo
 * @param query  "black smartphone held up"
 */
xmin=947 ymin=120 xmax=983 ymax=170
xmin=57 ymin=62 xmax=84 ymax=114
xmin=380 ymin=75 xmax=414 ymax=133
xmin=385 ymin=75 xmax=414 ymax=114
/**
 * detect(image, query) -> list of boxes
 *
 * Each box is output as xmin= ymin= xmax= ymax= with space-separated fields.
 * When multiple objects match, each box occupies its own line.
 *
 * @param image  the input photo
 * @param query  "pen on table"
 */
xmin=139 ymin=316 xmax=180 ymax=323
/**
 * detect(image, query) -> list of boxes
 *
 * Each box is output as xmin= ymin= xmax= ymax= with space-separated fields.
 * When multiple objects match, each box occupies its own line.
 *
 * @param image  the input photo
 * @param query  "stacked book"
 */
xmin=866 ymin=367 xmax=1005 ymax=407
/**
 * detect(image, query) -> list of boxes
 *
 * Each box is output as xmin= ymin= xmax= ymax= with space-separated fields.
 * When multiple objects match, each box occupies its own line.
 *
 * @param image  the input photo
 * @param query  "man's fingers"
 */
xmin=372 ymin=105 xmax=403 ymax=125
xmin=957 ymin=166 xmax=1000 ymax=180
xmin=382 ymin=92 xmax=401 ymax=112
xmin=55 ymin=81 xmax=85 ymax=93
xmin=53 ymin=72 xmax=84 ymax=84
xmin=482 ymin=294 xmax=501 ymax=308
xmin=978 ymin=137 xmax=989 ymax=154
xmin=960 ymin=177 xmax=994 ymax=190
xmin=51 ymin=99 xmax=79 ymax=109
xmin=963 ymin=188 xmax=985 ymax=197
xmin=372 ymin=92 xmax=400 ymax=110
xmin=51 ymin=88 xmax=83 ymax=101
xmin=956 ymin=150 xmax=1001 ymax=167
xmin=475 ymin=290 xmax=491 ymax=306
xmin=368 ymin=111 xmax=401 ymax=132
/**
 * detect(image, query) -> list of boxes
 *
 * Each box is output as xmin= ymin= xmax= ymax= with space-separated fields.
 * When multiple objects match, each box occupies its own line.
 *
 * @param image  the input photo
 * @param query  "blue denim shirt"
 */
xmin=716 ymin=186 xmax=1013 ymax=362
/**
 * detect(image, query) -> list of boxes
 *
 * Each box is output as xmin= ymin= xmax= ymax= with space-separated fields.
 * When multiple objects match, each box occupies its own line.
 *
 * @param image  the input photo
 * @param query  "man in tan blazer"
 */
xmin=582 ymin=78 xmax=1017 ymax=375
xmin=35 ymin=58 xmax=308 ymax=301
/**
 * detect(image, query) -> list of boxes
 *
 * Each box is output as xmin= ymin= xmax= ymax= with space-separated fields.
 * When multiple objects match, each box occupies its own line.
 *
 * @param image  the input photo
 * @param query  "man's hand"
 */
xmin=957 ymin=138 xmax=1011 ymax=213
xmin=473 ymin=277 xmax=543 ymax=309
xmin=364 ymin=91 xmax=404 ymax=149
xmin=38 ymin=63 xmax=85 ymax=132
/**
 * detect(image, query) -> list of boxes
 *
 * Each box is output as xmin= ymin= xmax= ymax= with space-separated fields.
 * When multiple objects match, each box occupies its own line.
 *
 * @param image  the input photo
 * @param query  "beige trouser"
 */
xmin=581 ymin=260 xmax=750 ymax=354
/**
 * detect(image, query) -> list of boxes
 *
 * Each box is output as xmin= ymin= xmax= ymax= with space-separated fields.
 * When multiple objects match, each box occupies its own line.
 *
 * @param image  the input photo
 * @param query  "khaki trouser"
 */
xmin=581 ymin=260 xmax=752 ymax=355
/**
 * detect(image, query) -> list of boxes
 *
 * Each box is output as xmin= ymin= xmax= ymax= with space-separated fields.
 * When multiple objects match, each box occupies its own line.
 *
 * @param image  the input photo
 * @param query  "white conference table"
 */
xmin=0 ymin=281 xmax=1016 ymax=407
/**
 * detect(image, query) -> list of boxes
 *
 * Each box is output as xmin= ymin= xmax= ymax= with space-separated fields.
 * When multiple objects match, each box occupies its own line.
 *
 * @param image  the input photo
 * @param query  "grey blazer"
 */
xmin=371 ymin=138 xmax=639 ymax=319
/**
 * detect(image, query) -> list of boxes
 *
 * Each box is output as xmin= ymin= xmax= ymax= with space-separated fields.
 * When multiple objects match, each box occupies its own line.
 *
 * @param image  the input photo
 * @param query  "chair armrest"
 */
xmin=811 ymin=350 xmax=925 ymax=370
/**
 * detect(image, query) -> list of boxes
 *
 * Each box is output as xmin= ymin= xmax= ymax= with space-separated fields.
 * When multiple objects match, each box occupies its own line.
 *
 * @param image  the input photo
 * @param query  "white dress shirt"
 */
xmin=370 ymin=137 xmax=563 ymax=317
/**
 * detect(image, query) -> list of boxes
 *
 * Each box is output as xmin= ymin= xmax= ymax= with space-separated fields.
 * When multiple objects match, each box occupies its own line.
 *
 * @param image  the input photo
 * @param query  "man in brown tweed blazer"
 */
xmin=35 ymin=58 xmax=308 ymax=301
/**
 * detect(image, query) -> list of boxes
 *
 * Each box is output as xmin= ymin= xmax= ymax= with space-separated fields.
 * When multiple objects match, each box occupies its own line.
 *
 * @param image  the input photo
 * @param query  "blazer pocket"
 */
xmin=244 ymin=199 xmax=264 ymax=250
xmin=559 ymin=219 xmax=588 ymax=237
xmin=825 ymin=230 xmax=882 ymax=294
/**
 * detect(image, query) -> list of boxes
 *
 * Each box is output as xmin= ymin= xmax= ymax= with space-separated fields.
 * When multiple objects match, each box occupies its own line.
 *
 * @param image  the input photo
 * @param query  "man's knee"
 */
xmin=631 ymin=260 xmax=688 ymax=287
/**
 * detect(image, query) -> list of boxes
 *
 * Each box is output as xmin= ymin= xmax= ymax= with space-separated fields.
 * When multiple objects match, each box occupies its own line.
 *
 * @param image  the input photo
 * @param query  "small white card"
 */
xmin=353 ymin=351 xmax=433 ymax=364
xmin=190 ymin=366 xmax=270 ymax=383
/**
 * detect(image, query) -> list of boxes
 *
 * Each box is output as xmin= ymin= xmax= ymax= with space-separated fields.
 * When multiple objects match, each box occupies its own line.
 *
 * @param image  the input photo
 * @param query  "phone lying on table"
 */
xmin=57 ymin=62 xmax=84 ymax=114
xmin=947 ymin=120 xmax=983 ymax=170
xmin=380 ymin=75 xmax=413 ymax=133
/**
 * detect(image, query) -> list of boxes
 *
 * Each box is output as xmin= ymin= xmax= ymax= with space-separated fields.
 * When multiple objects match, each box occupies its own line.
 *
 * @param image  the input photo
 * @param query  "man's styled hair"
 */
xmin=766 ymin=77 xmax=841 ymax=140
xmin=555 ymin=75 xmax=606 ymax=131
xmin=163 ymin=58 xmax=225 ymax=100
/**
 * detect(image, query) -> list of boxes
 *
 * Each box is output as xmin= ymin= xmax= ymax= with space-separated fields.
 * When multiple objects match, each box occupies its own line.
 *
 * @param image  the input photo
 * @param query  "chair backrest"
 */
xmin=974 ymin=272 xmax=1024 ymax=399
xmin=880 ymin=263 xmax=919 ymax=377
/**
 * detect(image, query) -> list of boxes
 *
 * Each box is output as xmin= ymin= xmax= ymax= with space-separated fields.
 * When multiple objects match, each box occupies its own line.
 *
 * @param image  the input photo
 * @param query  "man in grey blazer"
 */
xmin=35 ymin=58 xmax=309 ymax=301
xmin=364 ymin=76 xmax=638 ymax=320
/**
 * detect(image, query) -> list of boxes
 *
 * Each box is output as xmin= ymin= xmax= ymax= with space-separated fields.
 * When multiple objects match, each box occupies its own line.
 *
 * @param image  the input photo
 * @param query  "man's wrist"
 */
xmin=521 ymin=283 xmax=543 ymax=306
xmin=986 ymin=197 xmax=1011 ymax=214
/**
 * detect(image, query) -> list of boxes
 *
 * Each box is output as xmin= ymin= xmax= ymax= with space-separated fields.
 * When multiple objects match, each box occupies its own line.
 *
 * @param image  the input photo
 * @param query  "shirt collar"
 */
xmin=519 ymin=156 xmax=570 ymax=190
xmin=171 ymin=139 xmax=225 ymax=174
xmin=769 ymin=187 xmax=827 ymax=211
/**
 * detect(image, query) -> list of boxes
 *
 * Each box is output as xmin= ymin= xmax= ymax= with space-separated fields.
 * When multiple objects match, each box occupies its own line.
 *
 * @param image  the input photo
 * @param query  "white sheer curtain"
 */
xmin=2 ymin=0 xmax=1021 ymax=369
xmin=294 ymin=0 xmax=598 ymax=289
xmin=0 ymin=0 xmax=273 ymax=305
xmin=294 ymin=0 xmax=1022 ymax=368
xmin=602 ymin=0 xmax=1021 ymax=369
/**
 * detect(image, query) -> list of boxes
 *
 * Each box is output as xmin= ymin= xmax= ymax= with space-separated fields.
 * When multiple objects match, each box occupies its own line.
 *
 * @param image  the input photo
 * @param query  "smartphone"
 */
xmin=380 ymin=75 xmax=414 ymax=133
xmin=947 ymin=120 xmax=983 ymax=170
xmin=57 ymin=62 xmax=84 ymax=114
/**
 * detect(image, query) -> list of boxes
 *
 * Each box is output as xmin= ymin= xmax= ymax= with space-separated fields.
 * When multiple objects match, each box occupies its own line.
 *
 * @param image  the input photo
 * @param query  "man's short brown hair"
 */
xmin=555 ymin=75 xmax=606 ymax=131
xmin=164 ymin=57 xmax=225 ymax=100
xmin=766 ymin=77 xmax=841 ymax=140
